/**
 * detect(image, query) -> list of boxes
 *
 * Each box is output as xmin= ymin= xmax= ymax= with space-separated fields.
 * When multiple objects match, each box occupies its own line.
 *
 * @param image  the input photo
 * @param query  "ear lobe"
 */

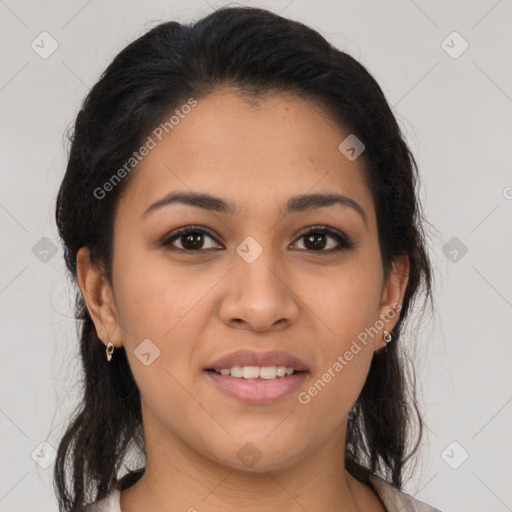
xmin=76 ymin=246 xmax=121 ymax=347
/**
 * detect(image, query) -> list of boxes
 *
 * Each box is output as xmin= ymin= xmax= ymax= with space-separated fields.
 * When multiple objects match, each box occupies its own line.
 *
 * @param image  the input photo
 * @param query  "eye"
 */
xmin=291 ymin=225 xmax=357 ymax=253
xmin=160 ymin=224 xmax=356 ymax=254
xmin=161 ymin=225 xmax=222 ymax=252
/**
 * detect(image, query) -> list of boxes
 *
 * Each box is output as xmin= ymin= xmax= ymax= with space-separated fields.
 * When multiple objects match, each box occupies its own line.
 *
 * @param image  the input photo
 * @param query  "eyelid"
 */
xmin=291 ymin=224 xmax=356 ymax=251
xmin=160 ymin=225 xmax=223 ymax=250
xmin=161 ymin=224 xmax=356 ymax=252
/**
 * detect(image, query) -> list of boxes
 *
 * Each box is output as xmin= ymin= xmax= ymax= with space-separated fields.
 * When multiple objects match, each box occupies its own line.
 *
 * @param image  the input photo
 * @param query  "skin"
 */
xmin=77 ymin=89 xmax=409 ymax=512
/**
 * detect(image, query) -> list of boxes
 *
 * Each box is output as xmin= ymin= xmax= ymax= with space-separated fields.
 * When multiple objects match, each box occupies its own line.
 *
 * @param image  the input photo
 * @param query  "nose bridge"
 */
xmin=234 ymin=233 xmax=285 ymax=296
xmin=220 ymin=233 xmax=299 ymax=330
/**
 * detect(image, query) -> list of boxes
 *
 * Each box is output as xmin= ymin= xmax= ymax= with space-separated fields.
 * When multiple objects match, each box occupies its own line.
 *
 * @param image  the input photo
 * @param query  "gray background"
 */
xmin=1 ymin=0 xmax=511 ymax=510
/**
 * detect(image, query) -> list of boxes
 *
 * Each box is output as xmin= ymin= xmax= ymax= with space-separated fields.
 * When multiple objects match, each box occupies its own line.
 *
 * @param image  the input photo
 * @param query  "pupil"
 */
xmin=305 ymin=233 xmax=325 ymax=250
xmin=183 ymin=233 xmax=203 ymax=250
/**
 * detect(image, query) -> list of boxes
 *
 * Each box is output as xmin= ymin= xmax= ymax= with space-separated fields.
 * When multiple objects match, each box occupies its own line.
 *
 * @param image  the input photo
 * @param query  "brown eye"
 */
xmin=161 ymin=224 xmax=356 ymax=255
xmin=162 ymin=226 xmax=222 ymax=252
xmin=293 ymin=225 xmax=356 ymax=252
xmin=178 ymin=232 xmax=206 ymax=250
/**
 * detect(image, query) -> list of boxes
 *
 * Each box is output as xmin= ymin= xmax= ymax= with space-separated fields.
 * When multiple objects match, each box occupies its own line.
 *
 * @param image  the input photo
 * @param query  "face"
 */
xmin=79 ymin=89 xmax=408 ymax=473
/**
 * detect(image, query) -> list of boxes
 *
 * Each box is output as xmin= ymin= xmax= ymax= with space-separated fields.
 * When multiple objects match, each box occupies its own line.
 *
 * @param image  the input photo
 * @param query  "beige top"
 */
xmin=84 ymin=474 xmax=442 ymax=512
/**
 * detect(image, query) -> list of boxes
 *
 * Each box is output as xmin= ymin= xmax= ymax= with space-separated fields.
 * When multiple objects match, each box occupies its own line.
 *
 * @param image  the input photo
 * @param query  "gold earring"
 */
xmin=106 ymin=341 xmax=115 ymax=362
xmin=383 ymin=330 xmax=392 ymax=345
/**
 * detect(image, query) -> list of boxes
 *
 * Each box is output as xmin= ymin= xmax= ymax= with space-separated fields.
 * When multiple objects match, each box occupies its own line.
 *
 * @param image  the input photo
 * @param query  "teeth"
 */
xmin=214 ymin=365 xmax=296 ymax=379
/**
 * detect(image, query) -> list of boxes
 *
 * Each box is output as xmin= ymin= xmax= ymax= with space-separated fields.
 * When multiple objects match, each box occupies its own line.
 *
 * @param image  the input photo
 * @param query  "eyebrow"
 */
xmin=141 ymin=190 xmax=367 ymax=226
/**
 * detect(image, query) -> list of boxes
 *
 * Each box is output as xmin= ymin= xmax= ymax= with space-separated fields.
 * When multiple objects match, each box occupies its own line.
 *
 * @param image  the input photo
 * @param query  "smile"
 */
xmin=204 ymin=368 xmax=309 ymax=404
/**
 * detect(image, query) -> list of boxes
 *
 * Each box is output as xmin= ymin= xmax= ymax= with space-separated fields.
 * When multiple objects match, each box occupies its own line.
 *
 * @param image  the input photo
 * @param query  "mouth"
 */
xmin=205 ymin=348 xmax=310 ymax=374
xmin=204 ymin=366 xmax=306 ymax=379
xmin=204 ymin=369 xmax=309 ymax=404
xmin=203 ymin=349 xmax=310 ymax=404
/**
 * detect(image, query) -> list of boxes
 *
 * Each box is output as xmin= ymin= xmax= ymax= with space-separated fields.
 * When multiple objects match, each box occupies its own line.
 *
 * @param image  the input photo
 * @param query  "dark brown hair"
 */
xmin=54 ymin=6 xmax=434 ymax=511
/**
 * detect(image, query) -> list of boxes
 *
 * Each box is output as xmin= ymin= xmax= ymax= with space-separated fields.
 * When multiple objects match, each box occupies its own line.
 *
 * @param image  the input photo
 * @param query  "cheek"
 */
xmin=112 ymin=255 xmax=214 ymax=423
xmin=113 ymin=245 xmax=211 ymax=339
xmin=295 ymin=271 xmax=379 ymax=424
xmin=112 ymin=249 xmax=220 ymax=391
xmin=290 ymin=256 xmax=381 ymax=407
xmin=294 ymin=256 xmax=383 ymax=347
xmin=295 ymin=342 xmax=372 ymax=448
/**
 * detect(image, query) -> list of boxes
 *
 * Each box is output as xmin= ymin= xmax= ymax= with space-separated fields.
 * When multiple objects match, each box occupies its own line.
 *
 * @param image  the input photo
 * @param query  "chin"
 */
xmin=205 ymin=438 xmax=309 ymax=474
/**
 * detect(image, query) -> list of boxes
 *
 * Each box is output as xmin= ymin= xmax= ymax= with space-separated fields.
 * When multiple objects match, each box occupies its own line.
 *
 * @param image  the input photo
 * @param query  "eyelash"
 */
xmin=160 ymin=224 xmax=357 ymax=254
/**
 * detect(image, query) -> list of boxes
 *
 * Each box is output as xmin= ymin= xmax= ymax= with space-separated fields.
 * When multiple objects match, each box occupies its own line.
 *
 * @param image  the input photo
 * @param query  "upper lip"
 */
xmin=205 ymin=349 xmax=310 ymax=372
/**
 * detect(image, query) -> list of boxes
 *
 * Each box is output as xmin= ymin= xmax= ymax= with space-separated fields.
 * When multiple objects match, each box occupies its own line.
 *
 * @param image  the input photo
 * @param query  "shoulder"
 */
xmin=369 ymin=474 xmax=443 ymax=512
xmin=82 ymin=488 xmax=121 ymax=512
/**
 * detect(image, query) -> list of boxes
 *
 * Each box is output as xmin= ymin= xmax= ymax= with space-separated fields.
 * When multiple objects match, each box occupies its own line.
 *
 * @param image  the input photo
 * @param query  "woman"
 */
xmin=54 ymin=6 xmax=441 ymax=512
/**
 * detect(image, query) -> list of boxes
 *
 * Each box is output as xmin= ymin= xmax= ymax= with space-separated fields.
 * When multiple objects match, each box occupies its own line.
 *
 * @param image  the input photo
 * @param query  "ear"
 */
xmin=76 ymin=246 xmax=123 ymax=350
xmin=375 ymin=255 xmax=409 ymax=351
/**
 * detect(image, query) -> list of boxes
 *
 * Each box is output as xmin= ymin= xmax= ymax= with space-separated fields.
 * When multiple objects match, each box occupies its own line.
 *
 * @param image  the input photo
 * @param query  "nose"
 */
xmin=218 ymin=246 xmax=300 ymax=333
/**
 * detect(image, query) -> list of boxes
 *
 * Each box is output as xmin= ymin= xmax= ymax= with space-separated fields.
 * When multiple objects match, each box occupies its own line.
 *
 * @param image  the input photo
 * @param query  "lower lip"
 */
xmin=204 ymin=370 xmax=309 ymax=404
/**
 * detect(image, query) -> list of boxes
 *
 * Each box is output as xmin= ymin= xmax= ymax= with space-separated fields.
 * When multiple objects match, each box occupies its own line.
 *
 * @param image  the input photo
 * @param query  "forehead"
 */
xmin=116 ymin=90 xmax=374 ymax=223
